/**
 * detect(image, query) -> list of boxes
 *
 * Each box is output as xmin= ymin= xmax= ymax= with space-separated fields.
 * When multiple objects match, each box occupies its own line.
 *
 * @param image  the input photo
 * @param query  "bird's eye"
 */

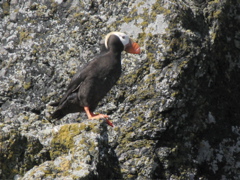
xmin=122 ymin=36 xmax=125 ymax=39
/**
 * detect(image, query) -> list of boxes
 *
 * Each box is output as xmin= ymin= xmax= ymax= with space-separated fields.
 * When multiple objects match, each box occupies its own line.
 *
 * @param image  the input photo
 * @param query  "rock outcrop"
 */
xmin=1 ymin=0 xmax=240 ymax=179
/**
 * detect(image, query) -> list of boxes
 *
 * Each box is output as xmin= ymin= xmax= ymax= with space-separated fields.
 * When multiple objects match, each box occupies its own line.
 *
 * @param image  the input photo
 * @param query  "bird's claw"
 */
xmin=106 ymin=118 xmax=114 ymax=127
xmin=87 ymin=113 xmax=114 ymax=127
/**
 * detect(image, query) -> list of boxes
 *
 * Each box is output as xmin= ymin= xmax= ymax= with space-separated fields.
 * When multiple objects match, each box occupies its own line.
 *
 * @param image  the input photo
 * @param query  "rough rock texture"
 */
xmin=1 ymin=0 xmax=240 ymax=179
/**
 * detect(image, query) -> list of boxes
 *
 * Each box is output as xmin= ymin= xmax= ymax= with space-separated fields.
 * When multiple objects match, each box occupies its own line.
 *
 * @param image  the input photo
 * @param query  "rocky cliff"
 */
xmin=1 ymin=0 xmax=240 ymax=179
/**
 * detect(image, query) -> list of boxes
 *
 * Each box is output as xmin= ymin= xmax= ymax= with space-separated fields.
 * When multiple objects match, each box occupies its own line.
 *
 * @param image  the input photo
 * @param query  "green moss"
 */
xmin=213 ymin=10 xmax=222 ymax=18
xmin=140 ymin=21 xmax=149 ymax=27
xmin=0 ymin=123 xmax=5 ymax=128
xmin=73 ymin=12 xmax=83 ymax=19
xmin=152 ymin=1 xmax=171 ymax=16
xmin=2 ymin=1 xmax=10 ymax=15
xmin=107 ymin=2 xmax=151 ymax=33
xmin=138 ymin=32 xmax=148 ymax=46
xmin=41 ymin=96 xmax=50 ymax=103
xmin=208 ymin=0 xmax=220 ymax=5
xmin=50 ymin=124 xmax=85 ymax=158
xmin=35 ymin=4 xmax=49 ymax=18
xmin=57 ymin=158 xmax=71 ymax=171
xmin=171 ymin=91 xmax=179 ymax=97
xmin=43 ymin=169 xmax=55 ymax=178
xmin=211 ymin=32 xmax=217 ymax=41
xmin=23 ymin=82 xmax=31 ymax=90
xmin=179 ymin=60 xmax=188 ymax=68
xmin=125 ymin=132 xmax=134 ymax=140
xmin=23 ymin=116 xmax=29 ymax=120
xmin=137 ymin=1 xmax=145 ymax=7
xmin=19 ymin=29 xmax=33 ymax=43
xmin=14 ymin=8 xmax=19 ymax=13
xmin=122 ymin=16 xmax=133 ymax=23
xmin=119 ymin=73 xmax=137 ymax=85
xmin=136 ymin=115 xmax=145 ymax=122
xmin=127 ymin=94 xmax=136 ymax=102
xmin=29 ymin=2 xmax=38 ymax=10
xmin=50 ymin=123 xmax=98 ymax=159
xmin=127 ymin=174 xmax=136 ymax=179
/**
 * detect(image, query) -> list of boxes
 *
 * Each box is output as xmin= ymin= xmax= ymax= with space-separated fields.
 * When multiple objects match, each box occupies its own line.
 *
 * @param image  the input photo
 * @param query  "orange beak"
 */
xmin=125 ymin=40 xmax=141 ymax=54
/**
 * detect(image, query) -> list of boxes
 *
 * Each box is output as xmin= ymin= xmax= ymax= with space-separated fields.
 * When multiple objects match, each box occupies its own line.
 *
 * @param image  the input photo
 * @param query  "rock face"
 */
xmin=1 ymin=0 xmax=240 ymax=179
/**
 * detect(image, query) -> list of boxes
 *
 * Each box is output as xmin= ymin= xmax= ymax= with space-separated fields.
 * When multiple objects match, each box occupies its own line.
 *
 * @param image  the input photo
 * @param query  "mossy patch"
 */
xmin=50 ymin=124 xmax=85 ymax=158
xmin=57 ymin=158 xmax=71 ymax=171
xmin=19 ymin=28 xmax=33 ymax=44
xmin=2 ymin=1 xmax=10 ymax=15
xmin=50 ymin=123 xmax=97 ymax=159
xmin=152 ymin=1 xmax=171 ymax=16
xmin=23 ymin=82 xmax=32 ymax=90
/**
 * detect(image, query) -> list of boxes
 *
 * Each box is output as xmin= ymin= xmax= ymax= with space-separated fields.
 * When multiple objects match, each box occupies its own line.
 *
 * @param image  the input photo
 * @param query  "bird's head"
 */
xmin=105 ymin=32 xmax=141 ymax=54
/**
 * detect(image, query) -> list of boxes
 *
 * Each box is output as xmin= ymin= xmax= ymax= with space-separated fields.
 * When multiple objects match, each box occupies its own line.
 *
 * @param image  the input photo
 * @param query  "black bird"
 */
xmin=50 ymin=32 xmax=140 ymax=126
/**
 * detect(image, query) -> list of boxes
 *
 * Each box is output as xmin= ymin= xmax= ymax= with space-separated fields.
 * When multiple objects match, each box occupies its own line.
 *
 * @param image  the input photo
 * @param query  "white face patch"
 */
xmin=105 ymin=32 xmax=130 ymax=49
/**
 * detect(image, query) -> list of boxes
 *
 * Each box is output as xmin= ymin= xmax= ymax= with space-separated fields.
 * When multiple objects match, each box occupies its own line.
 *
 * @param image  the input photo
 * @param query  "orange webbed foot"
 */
xmin=88 ymin=113 xmax=109 ymax=119
xmin=106 ymin=119 xmax=114 ymax=127
xmin=84 ymin=106 xmax=114 ymax=127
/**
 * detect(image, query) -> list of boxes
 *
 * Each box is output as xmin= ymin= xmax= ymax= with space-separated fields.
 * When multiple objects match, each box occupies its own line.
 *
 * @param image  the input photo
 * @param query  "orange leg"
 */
xmin=84 ymin=106 xmax=109 ymax=119
xmin=84 ymin=106 xmax=113 ymax=127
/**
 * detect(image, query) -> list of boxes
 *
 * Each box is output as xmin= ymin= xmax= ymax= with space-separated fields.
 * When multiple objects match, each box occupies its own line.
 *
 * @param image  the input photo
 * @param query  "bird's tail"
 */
xmin=51 ymin=109 xmax=65 ymax=120
xmin=49 ymin=101 xmax=59 ymax=107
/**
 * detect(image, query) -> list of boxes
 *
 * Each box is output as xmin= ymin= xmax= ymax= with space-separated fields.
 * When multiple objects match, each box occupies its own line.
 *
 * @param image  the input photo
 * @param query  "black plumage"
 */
xmin=50 ymin=32 xmax=140 ymax=124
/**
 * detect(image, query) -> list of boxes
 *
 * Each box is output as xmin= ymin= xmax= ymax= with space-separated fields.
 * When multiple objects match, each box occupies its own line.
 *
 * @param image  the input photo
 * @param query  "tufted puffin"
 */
xmin=50 ymin=32 xmax=140 ymax=126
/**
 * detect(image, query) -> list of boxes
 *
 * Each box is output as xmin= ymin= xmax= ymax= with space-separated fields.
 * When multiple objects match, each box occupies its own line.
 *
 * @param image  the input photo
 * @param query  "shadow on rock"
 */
xmin=95 ymin=121 xmax=123 ymax=180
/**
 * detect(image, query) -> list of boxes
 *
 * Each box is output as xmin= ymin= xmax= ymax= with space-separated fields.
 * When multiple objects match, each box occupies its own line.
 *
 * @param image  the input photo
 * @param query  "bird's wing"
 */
xmin=58 ymin=63 xmax=90 ymax=105
xmin=56 ymin=53 xmax=108 ymax=106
